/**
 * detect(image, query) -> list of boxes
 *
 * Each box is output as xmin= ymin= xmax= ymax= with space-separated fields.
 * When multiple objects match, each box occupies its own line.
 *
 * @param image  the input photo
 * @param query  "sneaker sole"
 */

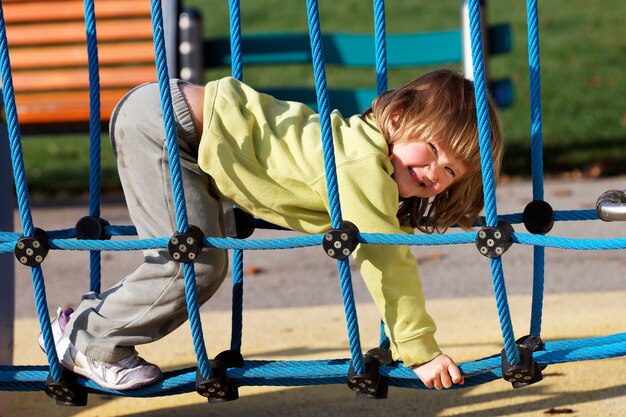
xmin=61 ymin=362 xmax=162 ymax=391
xmin=60 ymin=359 xmax=162 ymax=391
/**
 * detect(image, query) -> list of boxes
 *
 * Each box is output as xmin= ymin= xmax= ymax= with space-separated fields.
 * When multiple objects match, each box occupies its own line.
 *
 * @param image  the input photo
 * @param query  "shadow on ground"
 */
xmin=120 ymin=381 xmax=625 ymax=417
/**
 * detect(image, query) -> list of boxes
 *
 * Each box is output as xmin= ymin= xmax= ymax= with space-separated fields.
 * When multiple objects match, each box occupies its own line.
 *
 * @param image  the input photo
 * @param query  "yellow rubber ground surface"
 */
xmin=6 ymin=291 xmax=625 ymax=417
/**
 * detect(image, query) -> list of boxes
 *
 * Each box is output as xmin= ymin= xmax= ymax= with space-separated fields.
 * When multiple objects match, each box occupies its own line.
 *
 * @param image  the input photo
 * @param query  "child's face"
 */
xmin=389 ymin=139 xmax=466 ymax=199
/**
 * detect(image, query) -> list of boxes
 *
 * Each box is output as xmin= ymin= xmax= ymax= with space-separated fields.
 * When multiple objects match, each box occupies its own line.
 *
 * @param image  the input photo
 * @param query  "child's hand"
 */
xmin=412 ymin=353 xmax=464 ymax=390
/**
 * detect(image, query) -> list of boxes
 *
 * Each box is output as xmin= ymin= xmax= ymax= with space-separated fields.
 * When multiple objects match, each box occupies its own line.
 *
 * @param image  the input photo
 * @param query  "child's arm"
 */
xmin=412 ymin=353 xmax=464 ymax=390
xmin=325 ymin=156 xmax=460 ymax=386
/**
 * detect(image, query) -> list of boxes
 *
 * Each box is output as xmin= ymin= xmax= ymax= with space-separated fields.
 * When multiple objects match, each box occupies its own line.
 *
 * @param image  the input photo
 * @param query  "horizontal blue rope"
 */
xmin=3 ymin=228 xmax=626 ymax=254
xmin=0 ymin=209 xmax=599 ymax=245
xmin=359 ymin=232 xmax=476 ymax=245
xmin=1 ymin=333 xmax=623 ymax=395
xmin=513 ymin=233 xmax=626 ymax=250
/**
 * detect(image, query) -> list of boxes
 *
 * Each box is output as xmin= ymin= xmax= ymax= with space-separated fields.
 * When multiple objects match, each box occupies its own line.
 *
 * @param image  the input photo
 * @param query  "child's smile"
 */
xmin=390 ymin=140 xmax=466 ymax=199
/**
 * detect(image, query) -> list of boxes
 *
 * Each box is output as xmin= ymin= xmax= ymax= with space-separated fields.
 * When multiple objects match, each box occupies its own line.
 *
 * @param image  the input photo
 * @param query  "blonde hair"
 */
xmin=364 ymin=68 xmax=504 ymax=233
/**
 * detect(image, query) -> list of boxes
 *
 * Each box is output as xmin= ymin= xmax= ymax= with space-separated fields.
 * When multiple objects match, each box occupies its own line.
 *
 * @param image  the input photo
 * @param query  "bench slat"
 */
xmin=1 ymin=0 xmax=150 ymax=24
xmin=14 ymin=89 xmax=131 ymax=125
xmin=7 ymin=41 xmax=155 ymax=70
xmin=11 ymin=66 xmax=156 ymax=92
xmin=5 ymin=18 xmax=154 ymax=46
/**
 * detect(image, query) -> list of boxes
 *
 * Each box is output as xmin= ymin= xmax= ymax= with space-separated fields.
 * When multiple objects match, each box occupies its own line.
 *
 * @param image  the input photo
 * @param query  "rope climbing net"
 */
xmin=0 ymin=0 xmax=625 ymax=404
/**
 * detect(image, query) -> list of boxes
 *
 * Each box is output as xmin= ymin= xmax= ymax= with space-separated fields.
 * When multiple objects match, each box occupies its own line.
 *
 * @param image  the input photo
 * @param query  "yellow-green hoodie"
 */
xmin=198 ymin=77 xmax=440 ymax=366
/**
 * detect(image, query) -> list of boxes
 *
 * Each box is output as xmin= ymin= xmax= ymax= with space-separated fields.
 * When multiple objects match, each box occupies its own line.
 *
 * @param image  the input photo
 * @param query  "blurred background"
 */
xmin=14 ymin=0 xmax=626 ymax=198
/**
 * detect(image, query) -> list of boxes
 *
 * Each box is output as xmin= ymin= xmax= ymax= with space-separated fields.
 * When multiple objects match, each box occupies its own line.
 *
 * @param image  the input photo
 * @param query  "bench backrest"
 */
xmin=202 ymin=24 xmax=513 ymax=115
xmin=0 ymin=0 xmax=176 ymax=133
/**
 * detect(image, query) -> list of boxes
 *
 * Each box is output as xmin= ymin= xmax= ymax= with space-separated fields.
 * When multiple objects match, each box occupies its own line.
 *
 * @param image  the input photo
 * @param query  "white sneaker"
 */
xmin=61 ymin=345 xmax=163 ymax=391
xmin=38 ymin=306 xmax=74 ymax=352
xmin=39 ymin=306 xmax=163 ymax=390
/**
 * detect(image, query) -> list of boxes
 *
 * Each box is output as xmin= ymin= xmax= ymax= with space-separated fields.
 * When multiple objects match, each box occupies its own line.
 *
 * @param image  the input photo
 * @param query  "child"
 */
xmin=42 ymin=68 xmax=503 ymax=391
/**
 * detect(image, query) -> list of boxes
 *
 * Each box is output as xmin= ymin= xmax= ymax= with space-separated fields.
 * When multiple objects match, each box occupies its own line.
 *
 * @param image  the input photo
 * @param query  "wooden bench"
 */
xmin=0 ymin=0 xmax=182 ymax=133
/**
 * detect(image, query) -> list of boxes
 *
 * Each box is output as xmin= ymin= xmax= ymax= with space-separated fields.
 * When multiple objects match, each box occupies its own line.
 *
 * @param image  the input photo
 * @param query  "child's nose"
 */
xmin=428 ymin=161 xmax=440 ymax=181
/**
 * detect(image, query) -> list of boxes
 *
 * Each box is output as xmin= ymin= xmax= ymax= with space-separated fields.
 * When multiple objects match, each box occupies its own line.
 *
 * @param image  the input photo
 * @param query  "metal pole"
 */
xmin=162 ymin=0 xmax=180 ymax=78
xmin=0 ymin=96 xmax=15 ymax=417
xmin=178 ymin=8 xmax=204 ymax=84
xmin=461 ymin=0 xmax=488 ymax=80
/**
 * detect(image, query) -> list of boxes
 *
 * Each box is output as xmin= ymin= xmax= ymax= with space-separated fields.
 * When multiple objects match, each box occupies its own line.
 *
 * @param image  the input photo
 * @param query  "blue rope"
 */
xmin=5 ymin=230 xmax=626 ymax=254
xmin=0 ymin=2 xmax=63 ymax=381
xmin=0 ymin=0 xmax=623 ymax=398
xmin=228 ymin=0 xmax=244 ymax=355
xmin=467 ymin=0 xmax=519 ymax=366
xmin=0 ymin=5 xmax=33 ymax=239
xmin=526 ymin=0 xmax=546 ymax=338
xmin=0 ymin=208 xmax=602 ymax=245
xmin=3 ymin=333 xmax=624 ymax=394
xmin=305 ymin=0 xmax=343 ymax=231
xmin=373 ymin=0 xmax=388 ymax=95
xmin=149 ymin=0 xmax=210 ymax=379
xmin=84 ymin=0 xmax=103 ymax=294
xmin=229 ymin=0 xmax=243 ymax=80
xmin=527 ymin=0 xmax=545 ymax=201
xmin=531 ymin=245 xmax=545 ymax=335
xmin=231 ymin=250 xmax=244 ymax=352
xmin=305 ymin=0 xmax=364 ymax=375
xmin=84 ymin=0 xmax=101 ymax=219
xmin=372 ymin=0 xmax=390 ymax=350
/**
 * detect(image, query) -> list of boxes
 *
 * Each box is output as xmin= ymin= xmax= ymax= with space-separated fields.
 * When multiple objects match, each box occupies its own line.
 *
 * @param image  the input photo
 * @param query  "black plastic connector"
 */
xmin=501 ymin=335 xmax=545 ymax=389
xmin=168 ymin=225 xmax=204 ymax=263
xmin=196 ymin=350 xmax=244 ymax=403
xmin=45 ymin=371 xmax=88 ymax=406
xmin=75 ymin=216 xmax=111 ymax=240
xmin=323 ymin=221 xmax=359 ymax=260
xmin=475 ymin=220 xmax=514 ymax=258
xmin=224 ymin=205 xmax=255 ymax=239
xmin=347 ymin=348 xmax=391 ymax=399
xmin=523 ymin=200 xmax=554 ymax=234
xmin=14 ymin=227 xmax=49 ymax=267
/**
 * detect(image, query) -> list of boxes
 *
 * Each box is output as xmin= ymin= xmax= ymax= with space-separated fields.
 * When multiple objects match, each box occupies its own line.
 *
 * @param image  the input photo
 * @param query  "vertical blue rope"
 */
xmin=305 ymin=0 xmax=342 ymax=231
xmin=467 ymin=0 xmax=519 ymax=365
xmin=305 ymin=0 xmax=364 ymax=375
xmin=0 ymin=6 xmax=33 ymax=239
xmin=228 ymin=0 xmax=244 ymax=354
xmin=0 ymin=3 xmax=62 ymax=380
xmin=230 ymin=250 xmax=244 ymax=352
xmin=526 ymin=0 xmax=545 ymax=337
xmin=372 ymin=0 xmax=387 ymax=95
xmin=31 ymin=266 xmax=63 ymax=380
xmin=372 ymin=0 xmax=390 ymax=350
xmin=228 ymin=0 xmax=243 ymax=81
xmin=531 ymin=245 xmax=545 ymax=336
xmin=84 ymin=0 xmax=102 ymax=294
xmin=149 ymin=0 xmax=211 ymax=378
xmin=150 ymin=1 xmax=189 ymax=234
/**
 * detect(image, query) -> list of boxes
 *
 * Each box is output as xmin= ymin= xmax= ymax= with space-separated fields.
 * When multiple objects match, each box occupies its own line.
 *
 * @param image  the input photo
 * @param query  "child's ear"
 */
xmin=388 ymin=113 xmax=402 ymax=137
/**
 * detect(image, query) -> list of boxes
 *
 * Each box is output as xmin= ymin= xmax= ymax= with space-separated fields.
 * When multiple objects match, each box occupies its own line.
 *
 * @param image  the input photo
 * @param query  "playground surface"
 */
xmin=5 ymin=175 xmax=626 ymax=416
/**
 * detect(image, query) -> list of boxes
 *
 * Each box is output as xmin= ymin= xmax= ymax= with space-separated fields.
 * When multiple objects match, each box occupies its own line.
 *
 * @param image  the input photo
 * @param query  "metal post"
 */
xmin=178 ymin=8 xmax=204 ymax=84
xmin=461 ymin=0 xmax=488 ymax=80
xmin=0 ymin=96 xmax=15 ymax=417
xmin=162 ymin=0 xmax=180 ymax=78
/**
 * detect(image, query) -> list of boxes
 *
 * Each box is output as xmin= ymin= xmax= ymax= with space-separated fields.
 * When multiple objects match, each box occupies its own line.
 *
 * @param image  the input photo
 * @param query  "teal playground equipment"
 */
xmin=0 ymin=0 xmax=625 ymax=406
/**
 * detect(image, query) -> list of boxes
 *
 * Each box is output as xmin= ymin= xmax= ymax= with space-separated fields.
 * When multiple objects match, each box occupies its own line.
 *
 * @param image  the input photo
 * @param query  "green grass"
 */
xmin=20 ymin=134 xmax=120 ymax=198
xmin=17 ymin=0 xmax=626 ymax=196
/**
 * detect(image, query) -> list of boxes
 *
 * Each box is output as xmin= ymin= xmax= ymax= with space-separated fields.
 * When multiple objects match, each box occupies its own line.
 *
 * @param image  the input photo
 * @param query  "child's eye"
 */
xmin=428 ymin=142 xmax=438 ymax=156
xmin=445 ymin=166 xmax=456 ymax=177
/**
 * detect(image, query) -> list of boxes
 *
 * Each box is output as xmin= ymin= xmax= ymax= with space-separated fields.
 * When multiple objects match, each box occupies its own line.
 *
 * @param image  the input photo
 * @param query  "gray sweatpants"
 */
xmin=64 ymin=80 xmax=228 ymax=362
